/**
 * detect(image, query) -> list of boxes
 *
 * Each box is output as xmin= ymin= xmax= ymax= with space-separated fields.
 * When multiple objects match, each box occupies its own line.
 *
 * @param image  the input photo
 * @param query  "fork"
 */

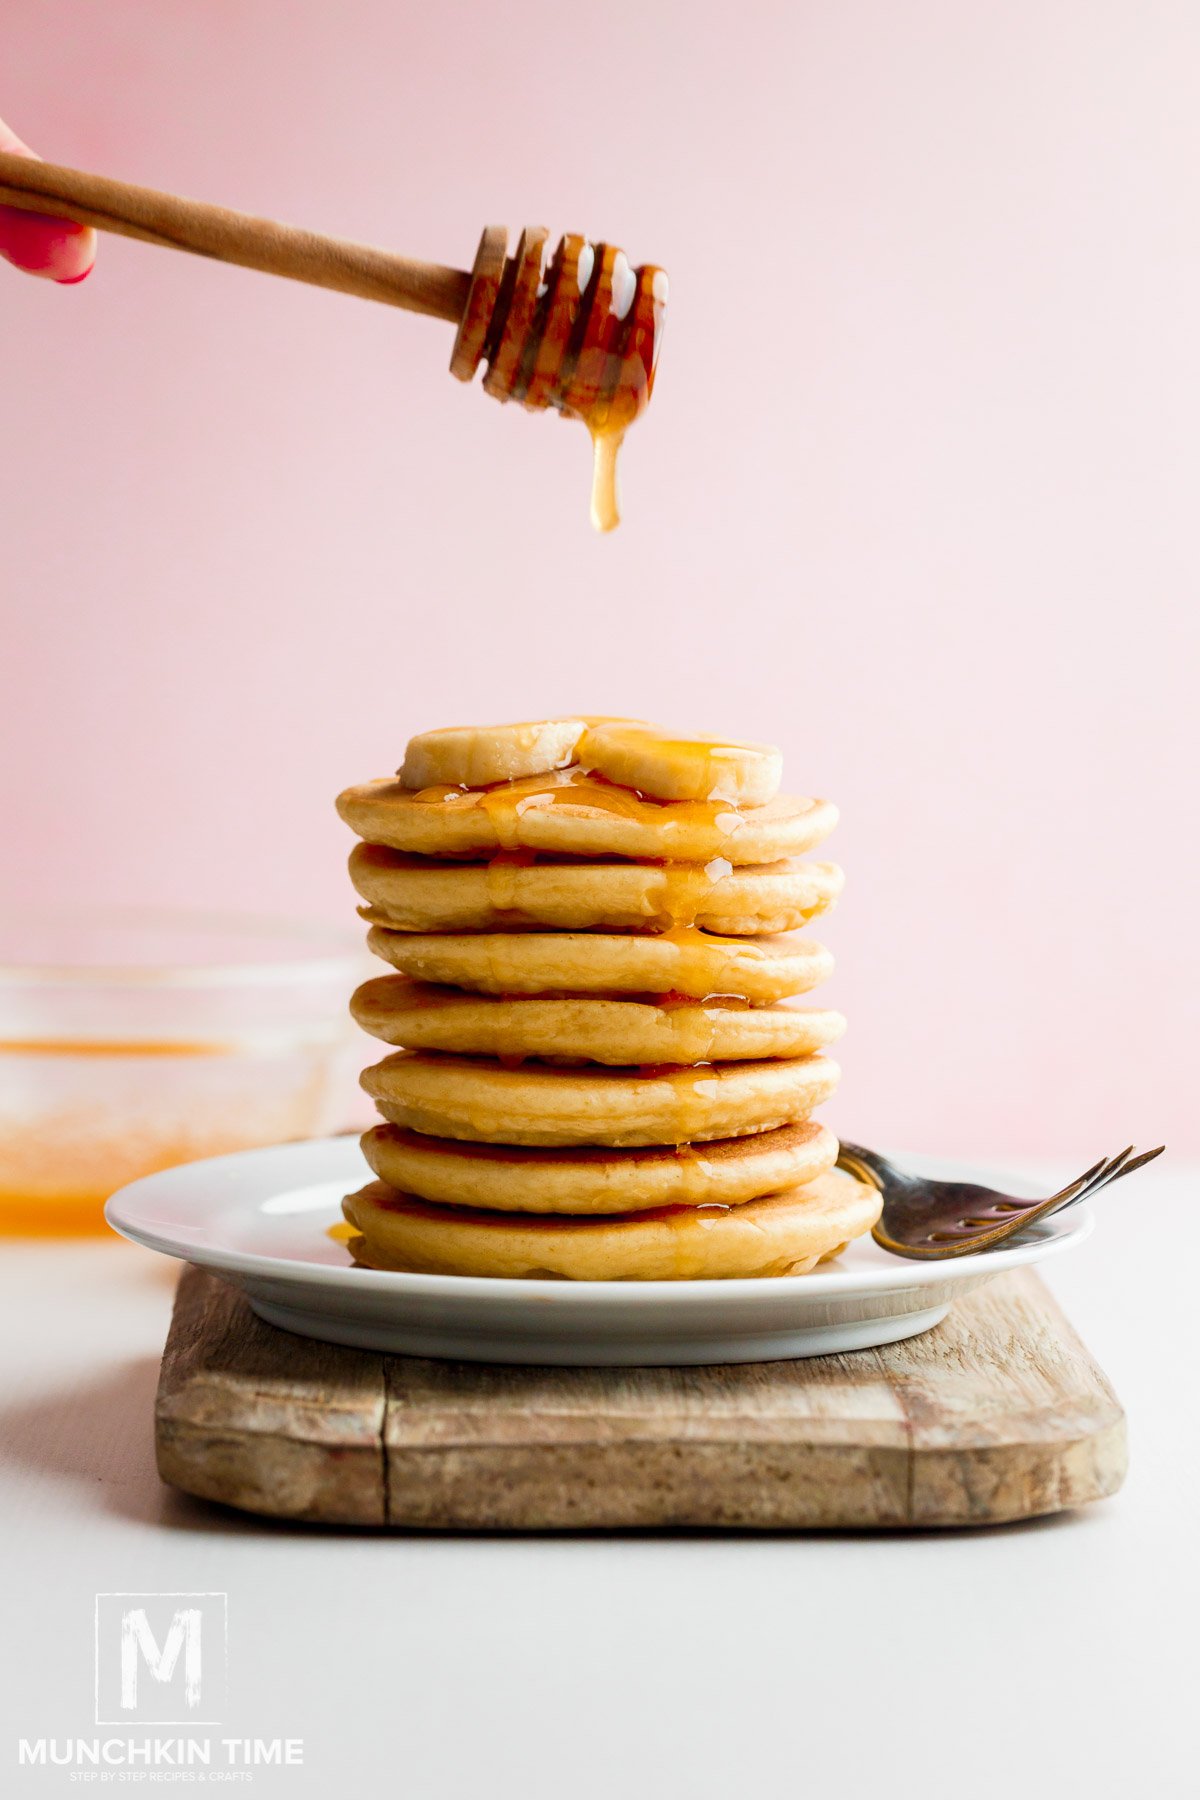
xmin=835 ymin=1142 xmax=1165 ymax=1260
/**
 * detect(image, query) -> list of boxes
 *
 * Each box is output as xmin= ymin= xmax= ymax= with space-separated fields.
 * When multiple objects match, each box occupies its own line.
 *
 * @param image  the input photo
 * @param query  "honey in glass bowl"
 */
xmin=0 ymin=907 xmax=368 ymax=1234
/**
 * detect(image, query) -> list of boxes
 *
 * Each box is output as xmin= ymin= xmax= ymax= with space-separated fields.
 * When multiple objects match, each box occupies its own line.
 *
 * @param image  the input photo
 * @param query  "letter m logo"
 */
xmin=95 ymin=1593 xmax=227 ymax=1724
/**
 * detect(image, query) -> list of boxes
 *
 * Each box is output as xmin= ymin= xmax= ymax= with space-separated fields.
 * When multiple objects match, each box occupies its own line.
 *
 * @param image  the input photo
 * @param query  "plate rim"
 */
xmin=104 ymin=1134 xmax=1094 ymax=1303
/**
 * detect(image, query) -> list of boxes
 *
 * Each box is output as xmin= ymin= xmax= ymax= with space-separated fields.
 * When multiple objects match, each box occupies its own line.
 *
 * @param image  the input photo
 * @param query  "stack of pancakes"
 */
xmin=336 ymin=720 xmax=880 ymax=1279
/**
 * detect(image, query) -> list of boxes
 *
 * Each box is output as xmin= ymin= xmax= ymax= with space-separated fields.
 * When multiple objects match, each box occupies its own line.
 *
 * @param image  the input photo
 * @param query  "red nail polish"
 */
xmin=55 ymin=264 xmax=94 ymax=286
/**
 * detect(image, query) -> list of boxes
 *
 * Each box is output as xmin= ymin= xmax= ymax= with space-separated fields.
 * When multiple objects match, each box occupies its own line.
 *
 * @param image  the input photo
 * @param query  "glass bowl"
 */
xmin=0 ymin=906 xmax=369 ymax=1234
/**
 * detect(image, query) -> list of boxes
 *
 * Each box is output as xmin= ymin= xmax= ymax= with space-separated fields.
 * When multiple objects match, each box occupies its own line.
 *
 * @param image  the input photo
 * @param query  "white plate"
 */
xmin=105 ymin=1136 xmax=1092 ymax=1366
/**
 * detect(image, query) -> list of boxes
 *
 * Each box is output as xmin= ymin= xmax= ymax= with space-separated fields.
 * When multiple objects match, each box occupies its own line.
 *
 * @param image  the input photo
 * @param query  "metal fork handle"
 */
xmin=835 ymin=1143 xmax=903 ymax=1192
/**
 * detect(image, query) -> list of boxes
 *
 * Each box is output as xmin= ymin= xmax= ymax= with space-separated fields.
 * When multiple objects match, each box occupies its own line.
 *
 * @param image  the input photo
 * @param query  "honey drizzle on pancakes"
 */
xmin=463 ymin=767 xmax=739 ymax=1015
xmin=647 ymin=924 xmax=747 ymax=1000
xmin=482 ymin=847 xmax=537 ymax=918
xmin=370 ymin=759 xmax=816 ymax=1015
xmin=406 ymin=768 xmax=746 ymax=849
xmin=415 ymin=770 xmax=745 ymax=978
xmin=377 ymin=764 xmax=820 ymax=1142
xmin=470 ymin=850 xmax=737 ymax=939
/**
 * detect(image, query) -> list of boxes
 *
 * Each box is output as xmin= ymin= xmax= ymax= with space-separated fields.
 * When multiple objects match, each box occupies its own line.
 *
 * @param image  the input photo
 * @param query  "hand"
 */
xmin=0 ymin=115 xmax=95 ymax=282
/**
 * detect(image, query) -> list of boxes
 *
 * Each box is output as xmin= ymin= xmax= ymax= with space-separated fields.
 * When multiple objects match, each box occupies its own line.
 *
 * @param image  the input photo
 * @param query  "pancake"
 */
xmin=361 ymin=1050 xmax=840 ymax=1147
xmin=342 ymin=1167 xmax=882 ymax=1280
xmin=348 ymin=842 xmax=843 ymax=935
xmin=360 ymin=1119 xmax=839 ymax=1213
xmin=351 ymin=974 xmax=847 ymax=1066
xmin=336 ymin=770 xmax=836 ymax=864
xmin=365 ymin=924 xmax=834 ymax=1003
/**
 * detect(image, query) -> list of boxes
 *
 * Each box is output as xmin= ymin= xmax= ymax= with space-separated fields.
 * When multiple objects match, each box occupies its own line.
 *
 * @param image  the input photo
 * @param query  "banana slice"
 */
xmin=400 ymin=719 xmax=586 ymax=790
xmin=579 ymin=722 xmax=783 ymax=806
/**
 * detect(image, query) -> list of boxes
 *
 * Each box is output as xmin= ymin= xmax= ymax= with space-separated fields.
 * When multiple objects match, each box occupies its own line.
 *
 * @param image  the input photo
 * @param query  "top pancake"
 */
xmin=336 ymin=768 xmax=836 ymax=865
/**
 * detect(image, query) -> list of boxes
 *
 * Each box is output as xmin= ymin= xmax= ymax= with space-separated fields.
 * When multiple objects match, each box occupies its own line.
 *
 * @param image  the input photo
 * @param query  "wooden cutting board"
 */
xmin=155 ymin=1265 xmax=1125 ymax=1529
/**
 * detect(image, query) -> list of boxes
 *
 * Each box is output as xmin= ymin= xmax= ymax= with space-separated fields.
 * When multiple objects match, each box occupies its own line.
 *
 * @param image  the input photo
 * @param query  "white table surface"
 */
xmin=2 ymin=1158 xmax=1195 ymax=1800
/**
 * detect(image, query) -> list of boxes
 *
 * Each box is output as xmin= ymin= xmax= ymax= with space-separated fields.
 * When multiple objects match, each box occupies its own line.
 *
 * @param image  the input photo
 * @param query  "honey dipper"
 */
xmin=0 ymin=150 xmax=667 ymax=530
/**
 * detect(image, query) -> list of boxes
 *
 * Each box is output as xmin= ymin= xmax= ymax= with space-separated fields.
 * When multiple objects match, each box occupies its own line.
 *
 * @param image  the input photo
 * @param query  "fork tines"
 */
xmin=1047 ymin=1144 xmax=1166 ymax=1219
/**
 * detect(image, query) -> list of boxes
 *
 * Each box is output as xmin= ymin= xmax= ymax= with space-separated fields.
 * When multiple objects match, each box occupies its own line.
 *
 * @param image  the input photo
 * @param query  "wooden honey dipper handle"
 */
xmin=0 ymin=149 xmax=472 ymax=322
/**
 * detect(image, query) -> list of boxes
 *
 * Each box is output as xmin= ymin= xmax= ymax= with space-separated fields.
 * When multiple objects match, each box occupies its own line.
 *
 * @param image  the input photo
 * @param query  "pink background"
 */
xmin=3 ymin=2 xmax=1197 ymax=1156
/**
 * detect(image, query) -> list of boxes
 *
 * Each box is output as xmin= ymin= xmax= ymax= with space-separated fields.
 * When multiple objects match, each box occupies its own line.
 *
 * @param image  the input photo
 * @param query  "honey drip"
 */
xmin=482 ymin=846 xmax=537 ymax=913
xmin=647 ymin=923 xmax=761 ymax=1000
xmin=535 ymin=249 xmax=667 ymax=534
xmin=671 ymin=1140 xmax=718 ymax=1205
xmin=589 ymin=429 xmax=623 ymax=533
xmin=644 ymin=858 xmax=733 ymax=933
xmin=632 ymin=1062 xmax=724 ymax=1146
xmin=462 ymin=223 xmax=666 ymax=532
